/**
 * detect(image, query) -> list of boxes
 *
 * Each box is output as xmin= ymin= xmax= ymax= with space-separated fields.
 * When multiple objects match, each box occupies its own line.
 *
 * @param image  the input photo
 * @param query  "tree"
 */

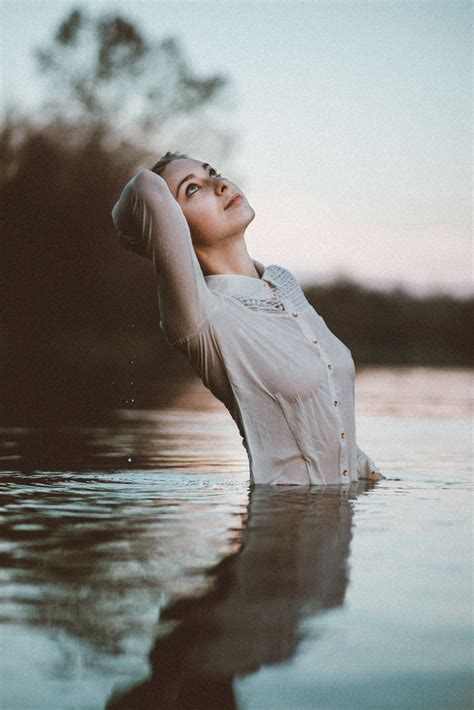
xmin=34 ymin=7 xmax=233 ymax=159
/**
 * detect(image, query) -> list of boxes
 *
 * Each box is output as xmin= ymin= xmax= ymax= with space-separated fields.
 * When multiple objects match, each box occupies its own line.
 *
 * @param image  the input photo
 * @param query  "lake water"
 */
xmin=0 ymin=367 xmax=472 ymax=709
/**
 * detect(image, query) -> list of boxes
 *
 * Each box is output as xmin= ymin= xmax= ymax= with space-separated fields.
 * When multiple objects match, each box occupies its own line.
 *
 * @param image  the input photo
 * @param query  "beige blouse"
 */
xmin=112 ymin=170 xmax=382 ymax=485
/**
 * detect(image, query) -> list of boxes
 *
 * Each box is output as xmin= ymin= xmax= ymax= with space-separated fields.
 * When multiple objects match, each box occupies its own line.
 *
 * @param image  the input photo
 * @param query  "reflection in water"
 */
xmin=107 ymin=483 xmax=365 ymax=709
xmin=0 ymin=472 xmax=248 ymax=661
xmin=0 ymin=382 xmax=247 ymax=474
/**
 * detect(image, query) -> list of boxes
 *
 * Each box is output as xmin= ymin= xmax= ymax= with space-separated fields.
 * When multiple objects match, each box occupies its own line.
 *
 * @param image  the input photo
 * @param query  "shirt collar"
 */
xmin=204 ymin=259 xmax=279 ymax=295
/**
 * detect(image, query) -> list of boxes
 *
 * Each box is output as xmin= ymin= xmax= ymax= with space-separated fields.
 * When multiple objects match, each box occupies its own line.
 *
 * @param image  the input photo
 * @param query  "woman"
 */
xmin=112 ymin=152 xmax=383 ymax=485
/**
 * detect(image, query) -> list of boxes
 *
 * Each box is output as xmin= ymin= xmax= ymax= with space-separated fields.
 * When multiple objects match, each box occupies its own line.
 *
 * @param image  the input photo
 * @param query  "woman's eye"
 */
xmin=185 ymin=170 xmax=222 ymax=197
xmin=185 ymin=183 xmax=199 ymax=197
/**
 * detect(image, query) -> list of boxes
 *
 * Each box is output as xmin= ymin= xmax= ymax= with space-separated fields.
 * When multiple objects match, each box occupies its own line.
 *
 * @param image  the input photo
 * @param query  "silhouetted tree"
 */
xmin=34 ymin=7 xmax=232 ymax=157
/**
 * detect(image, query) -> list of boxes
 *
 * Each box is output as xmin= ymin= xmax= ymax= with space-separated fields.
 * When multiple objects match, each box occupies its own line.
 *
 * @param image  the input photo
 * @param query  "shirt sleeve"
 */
xmin=111 ymin=169 xmax=219 ymax=345
xmin=356 ymin=444 xmax=384 ymax=480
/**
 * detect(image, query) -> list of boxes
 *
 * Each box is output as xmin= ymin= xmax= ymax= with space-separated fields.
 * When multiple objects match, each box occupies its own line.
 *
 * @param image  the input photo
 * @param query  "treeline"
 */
xmin=305 ymin=280 xmax=473 ymax=368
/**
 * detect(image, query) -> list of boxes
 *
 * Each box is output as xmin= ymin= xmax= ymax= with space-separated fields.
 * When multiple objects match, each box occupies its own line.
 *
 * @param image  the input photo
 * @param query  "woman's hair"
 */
xmin=151 ymin=151 xmax=188 ymax=176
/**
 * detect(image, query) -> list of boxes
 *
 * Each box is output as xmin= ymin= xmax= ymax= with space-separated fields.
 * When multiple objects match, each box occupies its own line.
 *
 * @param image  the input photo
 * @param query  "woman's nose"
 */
xmin=214 ymin=178 xmax=229 ymax=194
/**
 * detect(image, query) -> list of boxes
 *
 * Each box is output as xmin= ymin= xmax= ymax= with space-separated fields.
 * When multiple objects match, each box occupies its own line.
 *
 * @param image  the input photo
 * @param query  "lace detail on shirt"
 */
xmin=231 ymin=296 xmax=287 ymax=313
xmin=230 ymin=265 xmax=310 ymax=314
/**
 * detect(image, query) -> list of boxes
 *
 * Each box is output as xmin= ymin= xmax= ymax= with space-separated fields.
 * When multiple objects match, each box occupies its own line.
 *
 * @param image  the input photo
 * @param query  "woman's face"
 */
xmin=161 ymin=159 xmax=255 ymax=246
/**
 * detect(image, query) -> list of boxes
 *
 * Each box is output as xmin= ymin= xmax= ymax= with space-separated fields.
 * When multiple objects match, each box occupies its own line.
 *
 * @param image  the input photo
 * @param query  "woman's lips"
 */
xmin=224 ymin=193 xmax=244 ymax=209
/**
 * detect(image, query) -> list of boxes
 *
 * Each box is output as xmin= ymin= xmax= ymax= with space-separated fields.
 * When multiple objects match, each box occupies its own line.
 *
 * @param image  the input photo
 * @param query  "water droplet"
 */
xmin=127 ymin=457 xmax=132 ymax=463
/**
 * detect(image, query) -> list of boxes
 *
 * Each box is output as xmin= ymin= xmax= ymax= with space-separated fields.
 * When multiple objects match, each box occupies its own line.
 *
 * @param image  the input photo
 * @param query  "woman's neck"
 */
xmin=194 ymin=238 xmax=260 ymax=278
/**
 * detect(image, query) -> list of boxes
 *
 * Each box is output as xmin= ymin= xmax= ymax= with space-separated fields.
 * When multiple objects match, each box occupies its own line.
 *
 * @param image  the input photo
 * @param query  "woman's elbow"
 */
xmin=132 ymin=169 xmax=169 ymax=201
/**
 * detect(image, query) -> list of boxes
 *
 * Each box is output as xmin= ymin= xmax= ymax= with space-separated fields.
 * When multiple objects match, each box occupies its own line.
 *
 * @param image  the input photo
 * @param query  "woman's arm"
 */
xmin=356 ymin=444 xmax=385 ymax=481
xmin=112 ymin=170 xmax=219 ymax=345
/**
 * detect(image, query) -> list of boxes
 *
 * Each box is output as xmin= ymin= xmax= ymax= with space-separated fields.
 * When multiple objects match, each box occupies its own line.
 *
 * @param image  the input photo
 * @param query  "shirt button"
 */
xmin=311 ymin=337 xmax=318 ymax=344
xmin=342 ymin=469 xmax=348 ymax=476
xmin=292 ymin=311 xmax=298 ymax=318
xmin=341 ymin=432 xmax=345 ymax=439
xmin=334 ymin=400 xmax=338 ymax=406
xmin=327 ymin=363 xmax=333 ymax=370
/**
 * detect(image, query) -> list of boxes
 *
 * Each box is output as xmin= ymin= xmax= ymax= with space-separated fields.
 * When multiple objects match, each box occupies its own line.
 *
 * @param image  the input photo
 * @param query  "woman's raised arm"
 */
xmin=112 ymin=170 xmax=218 ymax=345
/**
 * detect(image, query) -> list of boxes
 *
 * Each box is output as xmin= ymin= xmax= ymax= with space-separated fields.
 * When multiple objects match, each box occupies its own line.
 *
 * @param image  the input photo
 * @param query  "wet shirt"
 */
xmin=112 ymin=170 xmax=382 ymax=485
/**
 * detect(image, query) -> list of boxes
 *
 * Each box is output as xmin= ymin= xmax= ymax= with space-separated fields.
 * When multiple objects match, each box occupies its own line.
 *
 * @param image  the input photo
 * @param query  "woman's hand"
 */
xmin=366 ymin=470 xmax=385 ymax=481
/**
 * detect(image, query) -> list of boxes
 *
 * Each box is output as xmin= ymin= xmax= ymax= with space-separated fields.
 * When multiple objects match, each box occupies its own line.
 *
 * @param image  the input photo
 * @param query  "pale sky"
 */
xmin=1 ymin=0 xmax=472 ymax=295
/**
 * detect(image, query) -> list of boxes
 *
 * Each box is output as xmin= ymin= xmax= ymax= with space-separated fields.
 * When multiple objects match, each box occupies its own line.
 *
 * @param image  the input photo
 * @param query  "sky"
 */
xmin=1 ymin=0 xmax=472 ymax=295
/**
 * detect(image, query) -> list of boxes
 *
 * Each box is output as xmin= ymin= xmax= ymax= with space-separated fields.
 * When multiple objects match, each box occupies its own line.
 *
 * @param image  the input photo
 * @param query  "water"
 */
xmin=0 ymin=367 xmax=472 ymax=709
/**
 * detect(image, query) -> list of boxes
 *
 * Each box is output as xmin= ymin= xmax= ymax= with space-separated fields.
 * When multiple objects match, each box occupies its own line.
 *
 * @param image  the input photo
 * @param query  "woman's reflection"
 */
xmin=108 ymin=482 xmax=370 ymax=709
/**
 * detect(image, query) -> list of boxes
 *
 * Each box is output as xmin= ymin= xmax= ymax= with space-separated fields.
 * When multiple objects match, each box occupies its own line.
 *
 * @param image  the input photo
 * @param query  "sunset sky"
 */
xmin=1 ymin=0 xmax=471 ymax=295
